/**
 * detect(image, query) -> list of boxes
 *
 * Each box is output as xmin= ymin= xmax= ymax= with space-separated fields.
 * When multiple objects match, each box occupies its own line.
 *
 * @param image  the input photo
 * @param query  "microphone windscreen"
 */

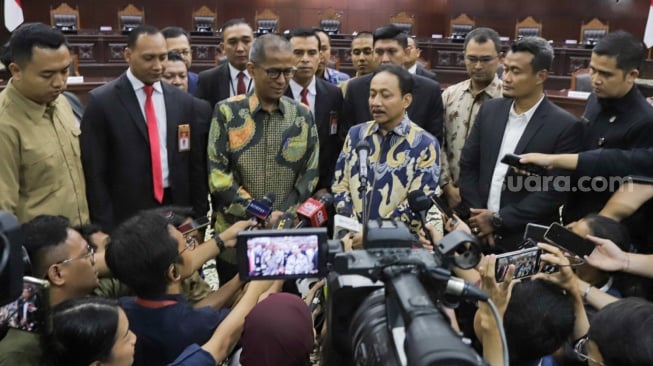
xmin=407 ymin=190 xmax=432 ymax=213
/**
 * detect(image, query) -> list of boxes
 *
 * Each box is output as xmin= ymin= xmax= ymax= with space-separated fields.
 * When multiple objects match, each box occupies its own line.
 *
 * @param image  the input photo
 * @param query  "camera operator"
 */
xmin=0 ymin=215 xmax=99 ymax=366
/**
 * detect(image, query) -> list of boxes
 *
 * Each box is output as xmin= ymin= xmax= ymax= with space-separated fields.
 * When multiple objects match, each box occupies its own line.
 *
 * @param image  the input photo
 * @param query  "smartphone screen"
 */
xmin=177 ymin=216 xmax=210 ymax=235
xmin=495 ymin=247 xmax=541 ymax=282
xmin=523 ymin=223 xmax=548 ymax=243
xmin=0 ymin=277 xmax=50 ymax=334
xmin=544 ymin=223 xmax=595 ymax=257
xmin=237 ymin=228 xmax=327 ymax=280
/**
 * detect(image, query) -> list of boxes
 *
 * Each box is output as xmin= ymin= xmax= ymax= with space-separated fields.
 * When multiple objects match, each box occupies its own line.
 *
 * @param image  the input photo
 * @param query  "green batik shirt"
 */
xmin=208 ymin=93 xmax=319 ymax=231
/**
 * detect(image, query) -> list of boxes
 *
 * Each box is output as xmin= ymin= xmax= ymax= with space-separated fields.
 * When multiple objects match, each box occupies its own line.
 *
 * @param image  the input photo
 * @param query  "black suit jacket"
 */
xmin=459 ymin=97 xmax=583 ymax=249
xmin=415 ymin=64 xmax=437 ymax=81
xmin=285 ymin=78 xmax=344 ymax=191
xmin=341 ymin=72 xmax=444 ymax=143
xmin=80 ymin=74 xmax=211 ymax=231
xmin=195 ymin=63 xmax=231 ymax=109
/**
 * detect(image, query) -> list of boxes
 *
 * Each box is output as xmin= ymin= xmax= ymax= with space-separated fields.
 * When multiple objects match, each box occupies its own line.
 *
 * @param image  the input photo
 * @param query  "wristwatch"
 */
xmin=491 ymin=212 xmax=503 ymax=229
xmin=214 ymin=235 xmax=226 ymax=253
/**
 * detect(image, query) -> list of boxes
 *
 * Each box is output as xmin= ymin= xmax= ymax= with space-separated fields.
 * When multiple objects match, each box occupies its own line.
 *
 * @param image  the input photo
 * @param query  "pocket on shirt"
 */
xmin=22 ymin=143 xmax=63 ymax=193
xmin=69 ymin=127 xmax=82 ymax=156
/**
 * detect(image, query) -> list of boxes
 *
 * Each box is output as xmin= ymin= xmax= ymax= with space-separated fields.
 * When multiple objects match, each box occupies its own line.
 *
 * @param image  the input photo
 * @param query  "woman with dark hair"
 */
xmin=44 ymin=297 xmax=136 ymax=366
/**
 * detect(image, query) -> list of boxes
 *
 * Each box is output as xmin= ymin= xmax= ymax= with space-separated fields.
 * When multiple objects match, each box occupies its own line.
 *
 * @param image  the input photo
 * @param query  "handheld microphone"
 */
xmin=245 ymin=192 xmax=276 ymax=229
xmin=273 ymin=212 xmax=297 ymax=230
xmin=355 ymin=140 xmax=370 ymax=188
xmin=295 ymin=193 xmax=333 ymax=228
xmin=407 ymin=190 xmax=435 ymax=248
xmin=332 ymin=214 xmax=361 ymax=240
xmin=445 ymin=277 xmax=488 ymax=301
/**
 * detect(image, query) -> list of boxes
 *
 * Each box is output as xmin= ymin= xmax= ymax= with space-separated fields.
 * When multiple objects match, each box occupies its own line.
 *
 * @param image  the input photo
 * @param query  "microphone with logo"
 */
xmin=407 ymin=190 xmax=435 ymax=248
xmin=272 ymin=211 xmax=297 ymax=230
xmin=245 ymin=192 xmax=276 ymax=230
xmin=356 ymin=140 xmax=371 ymax=244
xmin=295 ymin=193 xmax=333 ymax=228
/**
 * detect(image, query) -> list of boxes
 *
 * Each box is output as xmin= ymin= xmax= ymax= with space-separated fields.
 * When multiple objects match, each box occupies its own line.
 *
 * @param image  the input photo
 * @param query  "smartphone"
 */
xmin=0 ymin=277 xmax=50 ymax=334
xmin=626 ymin=175 xmax=653 ymax=185
xmin=501 ymin=153 xmax=548 ymax=176
xmin=177 ymin=216 xmax=210 ymax=235
xmin=430 ymin=195 xmax=456 ymax=222
xmin=523 ymin=223 xmax=548 ymax=243
xmin=495 ymin=247 xmax=541 ymax=282
xmin=544 ymin=222 xmax=596 ymax=258
xmin=237 ymin=228 xmax=327 ymax=280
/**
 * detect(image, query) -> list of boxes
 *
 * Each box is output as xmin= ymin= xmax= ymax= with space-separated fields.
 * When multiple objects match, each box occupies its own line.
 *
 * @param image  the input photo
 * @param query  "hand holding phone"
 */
xmin=0 ymin=277 xmax=50 ymax=334
xmin=501 ymin=153 xmax=548 ymax=176
xmin=495 ymin=246 xmax=542 ymax=282
xmin=544 ymin=223 xmax=595 ymax=259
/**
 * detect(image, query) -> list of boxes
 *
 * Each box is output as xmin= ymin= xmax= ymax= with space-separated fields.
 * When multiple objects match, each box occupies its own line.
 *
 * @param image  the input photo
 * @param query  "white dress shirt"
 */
xmin=228 ymin=63 xmax=252 ymax=97
xmin=407 ymin=63 xmax=418 ymax=74
xmin=289 ymin=77 xmax=316 ymax=117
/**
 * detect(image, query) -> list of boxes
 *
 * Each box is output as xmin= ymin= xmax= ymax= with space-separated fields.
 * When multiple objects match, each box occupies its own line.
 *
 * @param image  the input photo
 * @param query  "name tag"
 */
xmin=178 ymin=124 xmax=190 ymax=152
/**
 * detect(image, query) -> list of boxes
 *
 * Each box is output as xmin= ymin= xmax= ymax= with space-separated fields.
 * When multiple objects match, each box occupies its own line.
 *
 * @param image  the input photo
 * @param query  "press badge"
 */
xmin=178 ymin=124 xmax=191 ymax=152
xmin=329 ymin=111 xmax=338 ymax=135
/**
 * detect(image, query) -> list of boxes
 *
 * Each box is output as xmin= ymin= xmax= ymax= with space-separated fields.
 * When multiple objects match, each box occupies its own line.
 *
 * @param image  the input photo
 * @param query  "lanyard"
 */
xmin=229 ymin=72 xmax=253 ymax=97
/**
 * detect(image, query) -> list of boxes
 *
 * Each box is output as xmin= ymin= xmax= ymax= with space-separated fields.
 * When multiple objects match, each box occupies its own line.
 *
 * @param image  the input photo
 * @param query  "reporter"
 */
xmin=585 ymin=234 xmax=653 ymax=278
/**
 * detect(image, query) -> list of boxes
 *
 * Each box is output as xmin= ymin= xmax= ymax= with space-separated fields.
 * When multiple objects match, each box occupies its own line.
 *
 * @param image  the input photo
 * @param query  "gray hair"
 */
xmin=249 ymin=34 xmax=293 ymax=64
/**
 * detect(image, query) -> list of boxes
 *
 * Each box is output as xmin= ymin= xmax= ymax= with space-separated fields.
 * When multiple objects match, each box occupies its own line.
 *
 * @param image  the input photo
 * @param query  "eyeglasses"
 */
xmin=465 ymin=55 xmax=497 ymax=64
xmin=255 ymin=64 xmax=297 ymax=79
xmin=55 ymin=245 xmax=95 ymax=266
xmin=179 ymin=235 xmax=198 ymax=255
xmin=573 ymin=336 xmax=606 ymax=366
xmin=171 ymin=48 xmax=191 ymax=56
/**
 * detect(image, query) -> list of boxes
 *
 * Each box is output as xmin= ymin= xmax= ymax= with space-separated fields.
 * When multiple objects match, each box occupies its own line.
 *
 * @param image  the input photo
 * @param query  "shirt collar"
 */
xmin=407 ymin=64 xmax=418 ymax=74
xmin=597 ymin=85 xmax=640 ymax=113
xmin=366 ymin=114 xmax=411 ymax=137
xmin=229 ymin=63 xmax=251 ymax=81
xmin=464 ymin=74 xmax=503 ymax=98
xmin=249 ymin=93 xmax=287 ymax=116
xmin=289 ymin=77 xmax=316 ymax=97
xmin=509 ymin=94 xmax=545 ymax=122
xmin=5 ymin=79 xmax=62 ymax=122
xmin=126 ymin=68 xmax=163 ymax=93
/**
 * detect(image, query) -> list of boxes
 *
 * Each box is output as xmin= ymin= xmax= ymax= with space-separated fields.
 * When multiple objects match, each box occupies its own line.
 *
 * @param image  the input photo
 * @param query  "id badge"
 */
xmin=329 ymin=111 xmax=338 ymax=136
xmin=178 ymin=124 xmax=191 ymax=152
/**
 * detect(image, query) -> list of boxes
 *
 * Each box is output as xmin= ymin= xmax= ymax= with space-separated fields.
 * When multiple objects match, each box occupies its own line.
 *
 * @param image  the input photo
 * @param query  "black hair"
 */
xmin=105 ymin=210 xmax=180 ymax=299
xmin=22 ymin=215 xmax=71 ymax=278
xmin=9 ymin=22 xmax=68 ymax=67
xmin=583 ymin=214 xmax=630 ymax=251
xmin=221 ymin=18 xmax=251 ymax=33
xmin=373 ymin=24 xmax=408 ymax=49
xmin=593 ymin=30 xmax=645 ymax=72
xmin=1 ymin=41 xmax=11 ymax=69
xmin=161 ymin=26 xmax=190 ymax=42
xmin=464 ymin=27 xmax=501 ymax=54
xmin=372 ymin=64 xmax=414 ymax=96
xmin=166 ymin=51 xmax=187 ymax=67
xmin=289 ymin=27 xmax=321 ymax=52
xmin=510 ymin=36 xmax=554 ymax=73
xmin=149 ymin=206 xmax=194 ymax=227
xmin=44 ymin=297 xmax=120 ymax=366
xmin=73 ymin=223 xmax=103 ymax=251
xmin=590 ymin=297 xmax=653 ymax=366
xmin=354 ymin=31 xmax=373 ymax=40
xmin=127 ymin=24 xmax=160 ymax=49
xmin=503 ymin=279 xmax=575 ymax=363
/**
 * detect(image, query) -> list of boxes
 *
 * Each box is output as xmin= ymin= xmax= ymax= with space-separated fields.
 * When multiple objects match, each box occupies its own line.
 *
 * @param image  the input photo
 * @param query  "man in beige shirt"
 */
xmin=0 ymin=23 xmax=88 ymax=225
xmin=440 ymin=27 xmax=503 ymax=209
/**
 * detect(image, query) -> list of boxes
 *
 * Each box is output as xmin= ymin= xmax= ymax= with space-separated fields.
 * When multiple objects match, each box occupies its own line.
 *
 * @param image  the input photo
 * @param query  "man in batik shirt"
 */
xmin=208 ymin=34 xmax=319 ymax=282
xmin=332 ymin=64 xmax=440 ymax=235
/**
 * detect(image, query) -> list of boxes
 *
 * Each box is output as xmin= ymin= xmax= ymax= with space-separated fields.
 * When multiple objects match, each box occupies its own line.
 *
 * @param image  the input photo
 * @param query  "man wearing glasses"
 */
xmin=440 ymin=27 xmax=504 ymax=210
xmin=208 ymin=34 xmax=319 ymax=283
xmin=162 ymin=27 xmax=198 ymax=94
xmin=0 ymin=215 xmax=98 ymax=366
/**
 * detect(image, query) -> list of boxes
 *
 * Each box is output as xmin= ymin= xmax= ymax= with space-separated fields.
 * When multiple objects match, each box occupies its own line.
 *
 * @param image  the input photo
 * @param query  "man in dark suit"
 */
xmin=80 ymin=25 xmax=211 ymax=231
xmin=406 ymin=36 xmax=437 ymax=81
xmin=459 ymin=37 xmax=583 ymax=250
xmin=161 ymin=27 xmax=198 ymax=94
xmin=285 ymin=28 xmax=343 ymax=193
xmin=195 ymin=19 xmax=254 ymax=108
xmin=342 ymin=24 xmax=444 ymax=143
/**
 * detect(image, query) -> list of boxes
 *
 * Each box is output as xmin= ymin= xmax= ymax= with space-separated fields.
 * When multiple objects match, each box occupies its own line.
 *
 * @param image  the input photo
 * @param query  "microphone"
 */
xmin=332 ymin=214 xmax=361 ymax=240
xmin=245 ymin=192 xmax=276 ymax=229
xmin=295 ymin=193 xmax=333 ymax=228
xmin=272 ymin=211 xmax=297 ymax=230
xmin=407 ymin=190 xmax=435 ymax=248
xmin=445 ymin=277 xmax=488 ymax=301
xmin=356 ymin=140 xmax=370 ymax=188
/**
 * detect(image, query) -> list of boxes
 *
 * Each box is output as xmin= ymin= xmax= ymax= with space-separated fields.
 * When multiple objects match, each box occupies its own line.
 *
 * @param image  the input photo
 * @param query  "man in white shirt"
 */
xmin=459 ymin=36 xmax=583 ymax=250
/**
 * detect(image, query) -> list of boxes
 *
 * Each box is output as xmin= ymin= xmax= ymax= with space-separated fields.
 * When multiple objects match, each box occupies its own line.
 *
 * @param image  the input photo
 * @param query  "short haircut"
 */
xmin=354 ymin=31 xmax=373 ymax=40
xmin=372 ymin=64 xmax=414 ymax=96
xmin=150 ymin=206 xmax=195 ymax=227
xmin=9 ymin=22 xmax=68 ymax=67
xmin=161 ymin=26 xmax=190 ymax=42
xmin=73 ymin=223 xmax=103 ymax=251
xmin=22 ymin=215 xmax=70 ymax=278
xmin=510 ymin=36 xmax=554 ymax=73
xmin=1 ymin=41 xmax=12 ymax=69
xmin=249 ymin=33 xmax=292 ymax=64
xmin=127 ymin=24 xmax=160 ymax=49
xmin=590 ymin=297 xmax=653 ymax=366
xmin=222 ymin=18 xmax=250 ymax=33
xmin=45 ymin=297 xmax=119 ymax=366
xmin=289 ymin=27 xmax=321 ymax=51
xmin=464 ymin=27 xmax=501 ymax=54
xmin=583 ymin=214 xmax=630 ymax=251
xmin=105 ymin=210 xmax=180 ymax=299
xmin=593 ymin=30 xmax=644 ymax=72
xmin=166 ymin=51 xmax=187 ymax=68
xmin=503 ymin=279 xmax=575 ymax=363
xmin=373 ymin=24 xmax=408 ymax=49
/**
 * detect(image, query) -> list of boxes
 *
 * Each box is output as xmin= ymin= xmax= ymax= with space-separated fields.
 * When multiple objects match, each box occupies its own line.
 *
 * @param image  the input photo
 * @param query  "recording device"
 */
xmin=501 ymin=153 xmax=548 ymax=176
xmin=236 ymin=228 xmax=328 ymax=280
xmin=333 ymin=214 xmax=361 ymax=240
xmin=430 ymin=194 xmax=457 ymax=224
xmin=245 ymin=192 xmax=276 ymax=228
xmin=495 ymin=246 xmax=541 ymax=282
xmin=176 ymin=216 xmax=210 ymax=235
xmin=296 ymin=194 xmax=333 ymax=228
xmin=0 ymin=211 xmax=25 ymax=306
xmin=0 ymin=277 xmax=50 ymax=334
xmin=356 ymin=140 xmax=371 ymax=187
xmin=272 ymin=212 xmax=297 ymax=230
xmin=407 ymin=191 xmax=435 ymax=246
xmin=626 ymin=175 xmax=653 ymax=185
xmin=523 ymin=223 xmax=548 ymax=243
xmin=544 ymin=222 xmax=595 ymax=258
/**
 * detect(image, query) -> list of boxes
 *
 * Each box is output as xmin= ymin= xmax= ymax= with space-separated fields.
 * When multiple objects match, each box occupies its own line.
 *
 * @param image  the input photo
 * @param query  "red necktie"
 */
xmin=300 ymin=88 xmax=310 ymax=109
xmin=143 ymin=85 xmax=164 ymax=203
xmin=237 ymin=72 xmax=246 ymax=95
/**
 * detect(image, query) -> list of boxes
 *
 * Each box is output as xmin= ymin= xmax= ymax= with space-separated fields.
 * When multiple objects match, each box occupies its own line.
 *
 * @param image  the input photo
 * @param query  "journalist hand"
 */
xmin=584 ymin=235 xmax=629 ymax=272
xmin=220 ymin=219 xmax=257 ymax=247
xmin=533 ymin=242 xmax=581 ymax=298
